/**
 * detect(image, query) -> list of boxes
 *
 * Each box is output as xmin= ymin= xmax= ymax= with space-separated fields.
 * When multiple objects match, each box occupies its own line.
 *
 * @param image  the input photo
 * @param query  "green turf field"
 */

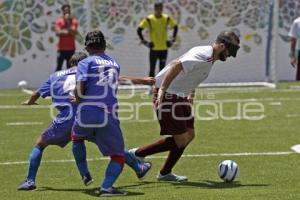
xmin=1 ymin=83 xmax=300 ymax=200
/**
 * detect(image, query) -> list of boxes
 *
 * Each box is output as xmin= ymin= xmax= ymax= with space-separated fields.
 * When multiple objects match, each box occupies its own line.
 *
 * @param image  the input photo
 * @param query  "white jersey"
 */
xmin=289 ymin=17 xmax=300 ymax=50
xmin=155 ymin=46 xmax=214 ymax=97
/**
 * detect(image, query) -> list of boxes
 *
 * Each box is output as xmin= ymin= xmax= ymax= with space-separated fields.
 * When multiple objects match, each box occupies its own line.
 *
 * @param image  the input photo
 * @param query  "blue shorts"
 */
xmin=72 ymin=109 xmax=124 ymax=156
xmin=41 ymin=119 xmax=73 ymax=148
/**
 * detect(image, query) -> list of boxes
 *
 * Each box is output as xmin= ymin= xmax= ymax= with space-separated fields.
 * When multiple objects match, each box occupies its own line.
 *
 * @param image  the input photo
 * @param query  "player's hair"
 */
xmin=61 ymin=4 xmax=71 ymax=11
xmin=154 ymin=2 xmax=163 ymax=9
xmin=85 ymin=30 xmax=106 ymax=50
xmin=69 ymin=52 xmax=88 ymax=67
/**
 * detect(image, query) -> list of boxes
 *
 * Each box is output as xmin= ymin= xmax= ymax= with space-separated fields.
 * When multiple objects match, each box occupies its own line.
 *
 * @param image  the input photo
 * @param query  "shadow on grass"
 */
xmin=39 ymin=180 xmax=268 ymax=196
xmin=117 ymin=180 xmax=269 ymax=190
xmin=39 ymin=186 xmax=144 ymax=197
xmin=172 ymin=180 xmax=269 ymax=189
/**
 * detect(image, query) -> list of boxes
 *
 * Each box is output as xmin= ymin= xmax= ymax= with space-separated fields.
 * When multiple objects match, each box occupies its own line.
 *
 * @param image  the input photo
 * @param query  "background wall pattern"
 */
xmin=0 ymin=0 xmax=298 ymax=88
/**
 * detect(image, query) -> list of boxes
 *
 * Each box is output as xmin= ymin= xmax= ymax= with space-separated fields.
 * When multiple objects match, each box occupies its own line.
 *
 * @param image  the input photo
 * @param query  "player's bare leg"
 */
xmin=157 ymin=129 xmax=194 ymax=182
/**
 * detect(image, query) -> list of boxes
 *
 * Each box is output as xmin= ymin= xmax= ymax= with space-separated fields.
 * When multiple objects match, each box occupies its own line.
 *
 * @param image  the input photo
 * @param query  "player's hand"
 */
xmin=60 ymin=29 xmax=69 ymax=34
xmin=291 ymin=56 xmax=296 ymax=68
xmin=187 ymin=95 xmax=194 ymax=105
xmin=142 ymin=40 xmax=154 ymax=49
xmin=140 ymin=77 xmax=155 ymax=85
xmin=21 ymin=100 xmax=38 ymax=105
xmin=70 ymin=96 xmax=80 ymax=104
xmin=155 ymin=88 xmax=164 ymax=109
xmin=166 ymin=38 xmax=175 ymax=48
xmin=64 ymin=13 xmax=71 ymax=20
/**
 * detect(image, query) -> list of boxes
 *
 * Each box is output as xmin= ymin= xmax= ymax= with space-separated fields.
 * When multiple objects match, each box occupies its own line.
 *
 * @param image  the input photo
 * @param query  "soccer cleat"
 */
xmin=99 ymin=187 xmax=127 ymax=197
xmin=136 ymin=162 xmax=152 ymax=180
xmin=82 ymin=172 xmax=94 ymax=186
xmin=128 ymin=148 xmax=145 ymax=163
xmin=17 ymin=180 xmax=37 ymax=191
xmin=157 ymin=172 xmax=188 ymax=182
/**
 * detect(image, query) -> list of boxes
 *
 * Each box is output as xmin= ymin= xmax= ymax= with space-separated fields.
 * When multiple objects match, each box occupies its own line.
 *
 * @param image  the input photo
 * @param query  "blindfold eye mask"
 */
xmin=217 ymin=36 xmax=240 ymax=57
xmin=226 ymin=43 xmax=239 ymax=57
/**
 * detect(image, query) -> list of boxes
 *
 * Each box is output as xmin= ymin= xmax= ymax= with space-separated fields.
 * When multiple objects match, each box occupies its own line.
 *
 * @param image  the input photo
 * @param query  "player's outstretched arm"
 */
xmin=119 ymin=76 xmax=155 ymax=85
xmin=21 ymin=91 xmax=40 ymax=105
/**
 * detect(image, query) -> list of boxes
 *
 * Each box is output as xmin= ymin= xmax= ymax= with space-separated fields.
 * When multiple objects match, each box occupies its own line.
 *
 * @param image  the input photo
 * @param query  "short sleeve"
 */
xmin=72 ymin=18 xmax=78 ymax=29
xmin=178 ymin=50 xmax=204 ymax=73
xmin=179 ymin=58 xmax=200 ymax=73
xmin=139 ymin=18 xmax=149 ymax=29
xmin=55 ymin=19 xmax=62 ymax=31
xmin=168 ymin=16 xmax=177 ymax=28
xmin=76 ymin=59 xmax=89 ymax=81
xmin=289 ymin=20 xmax=299 ymax=38
xmin=38 ymin=78 xmax=51 ymax=98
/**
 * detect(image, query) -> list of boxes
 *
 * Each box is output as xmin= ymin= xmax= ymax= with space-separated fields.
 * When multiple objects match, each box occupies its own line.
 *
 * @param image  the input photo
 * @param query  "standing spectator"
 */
xmin=137 ymin=2 xmax=178 ymax=92
xmin=289 ymin=17 xmax=300 ymax=80
xmin=54 ymin=4 xmax=78 ymax=71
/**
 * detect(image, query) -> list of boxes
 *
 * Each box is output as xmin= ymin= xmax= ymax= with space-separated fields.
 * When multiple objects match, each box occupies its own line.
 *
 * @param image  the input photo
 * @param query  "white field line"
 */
xmin=286 ymin=114 xmax=300 ymax=118
xmin=0 ymin=97 xmax=299 ymax=110
xmin=1 ymin=88 xmax=300 ymax=96
xmin=199 ymin=88 xmax=300 ymax=94
xmin=6 ymin=122 xmax=44 ymax=126
xmin=0 ymin=151 xmax=294 ymax=166
xmin=0 ymin=105 xmax=50 ymax=109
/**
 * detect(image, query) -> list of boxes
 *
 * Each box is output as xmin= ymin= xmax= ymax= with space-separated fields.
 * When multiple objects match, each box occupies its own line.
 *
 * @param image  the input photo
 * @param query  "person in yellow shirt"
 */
xmin=137 ymin=2 xmax=178 ymax=78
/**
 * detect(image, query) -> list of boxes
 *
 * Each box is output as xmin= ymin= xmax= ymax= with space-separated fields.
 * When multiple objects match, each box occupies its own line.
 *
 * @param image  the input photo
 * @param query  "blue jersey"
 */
xmin=76 ymin=54 xmax=120 ymax=111
xmin=38 ymin=67 xmax=77 ymax=123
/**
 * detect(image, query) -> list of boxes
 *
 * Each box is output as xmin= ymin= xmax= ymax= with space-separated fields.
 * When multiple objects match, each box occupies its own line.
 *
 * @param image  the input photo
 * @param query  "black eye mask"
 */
xmin=217 ymin=36 xmax=240 ymax=57
xmin=225 ymin=43 xmax=240 ymax=57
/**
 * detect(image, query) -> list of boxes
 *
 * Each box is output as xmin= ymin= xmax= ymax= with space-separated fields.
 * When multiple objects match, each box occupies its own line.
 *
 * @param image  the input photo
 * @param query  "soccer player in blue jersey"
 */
xmin=71 ymin=30 xmax=152 ymax=197
xmin=17 ymin=51 xmax=154 ymax=191
xmin=17 ymin=52 xmax=88 ymax=191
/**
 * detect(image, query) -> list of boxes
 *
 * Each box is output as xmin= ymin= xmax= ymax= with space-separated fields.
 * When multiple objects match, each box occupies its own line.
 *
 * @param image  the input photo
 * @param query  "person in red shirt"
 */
xmin=54 ymin=4 xmax=78 ymax=71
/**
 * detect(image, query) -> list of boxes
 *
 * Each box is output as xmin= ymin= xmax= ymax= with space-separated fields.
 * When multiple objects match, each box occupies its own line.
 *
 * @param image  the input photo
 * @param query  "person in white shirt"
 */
xmin=128 ymin=31 xmax=240 ymax=182
xmin=289 ymin=17 xmax=300 ymax=80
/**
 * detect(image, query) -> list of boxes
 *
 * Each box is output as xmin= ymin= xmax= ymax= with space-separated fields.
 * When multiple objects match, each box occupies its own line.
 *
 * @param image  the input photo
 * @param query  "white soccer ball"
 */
xmin=18 ymin=80 xmax=27 ymax=88
xmin=217 ymin=160 xmax=239 ymax=182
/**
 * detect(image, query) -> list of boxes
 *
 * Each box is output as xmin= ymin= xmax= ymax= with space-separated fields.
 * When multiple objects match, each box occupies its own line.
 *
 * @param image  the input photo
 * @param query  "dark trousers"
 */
xmin=56 ymin=50 xmax=75 ymax=71
xmin=297 ymin=50 xmax=300 ymax=81
xmin=149 ymin=50 xmax=168 ymax=77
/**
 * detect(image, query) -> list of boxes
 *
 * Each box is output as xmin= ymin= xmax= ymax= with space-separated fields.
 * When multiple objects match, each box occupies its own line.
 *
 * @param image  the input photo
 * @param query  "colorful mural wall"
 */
xmin=0 ymin=0 xmax=298 ymax=88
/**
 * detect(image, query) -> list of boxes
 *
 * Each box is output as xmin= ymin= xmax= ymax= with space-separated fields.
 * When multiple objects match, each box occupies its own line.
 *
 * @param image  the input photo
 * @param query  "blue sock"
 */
xmin=124 ymin=150 xmax=141 ymax=173
xmin=72 ymin=142 xmax=89 ymax=177
xmin=101 ymin=161 xmax=123 ymax=189
xmin=27 ymin=146 xmax=44 ymax=182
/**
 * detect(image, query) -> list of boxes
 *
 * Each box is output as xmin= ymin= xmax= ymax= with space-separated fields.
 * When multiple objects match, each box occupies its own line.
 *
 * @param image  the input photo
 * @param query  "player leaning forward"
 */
xmin=129 ymin=31 xmax=240 ymax=182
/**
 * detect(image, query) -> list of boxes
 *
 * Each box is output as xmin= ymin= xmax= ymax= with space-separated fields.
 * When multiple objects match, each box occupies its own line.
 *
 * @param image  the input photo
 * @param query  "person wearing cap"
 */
xmin=137 ymin=2 xmax=178 ymax=93
xmin=289 ymin=17 xmax=300 ymax=80
xmin=128 ymin=31 xmax=240 ymax=182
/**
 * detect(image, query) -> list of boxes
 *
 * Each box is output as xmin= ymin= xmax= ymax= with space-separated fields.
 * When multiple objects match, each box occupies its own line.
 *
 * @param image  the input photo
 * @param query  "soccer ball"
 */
xmin=18 ymin=80 xmax=27 ymax=88
xmin=217 ymin=160 xmax=239 ymax=182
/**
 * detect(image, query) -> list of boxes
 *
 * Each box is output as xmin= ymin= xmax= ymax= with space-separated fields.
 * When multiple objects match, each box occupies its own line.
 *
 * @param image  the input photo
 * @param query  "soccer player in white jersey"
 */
xmin=289 ymin=16 xmax=300 ymax=80
xmin=128 ymin=31 xmax=240 ymax=182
